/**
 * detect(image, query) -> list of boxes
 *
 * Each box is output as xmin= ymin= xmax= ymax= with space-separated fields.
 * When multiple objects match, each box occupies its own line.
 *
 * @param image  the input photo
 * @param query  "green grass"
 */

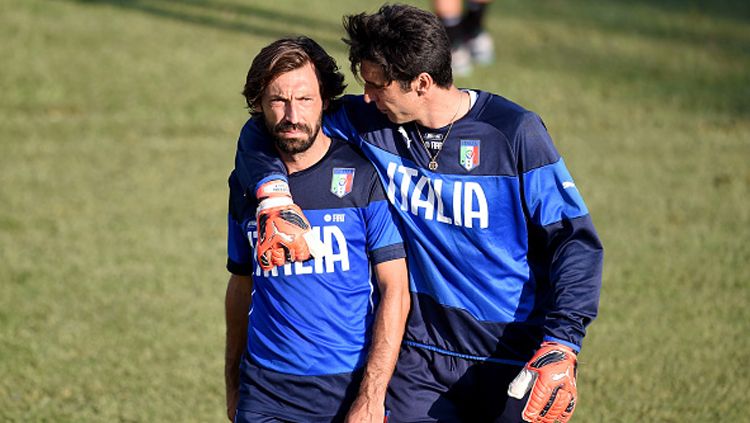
xmin=1 ymin=0 xmax=748 ymax=421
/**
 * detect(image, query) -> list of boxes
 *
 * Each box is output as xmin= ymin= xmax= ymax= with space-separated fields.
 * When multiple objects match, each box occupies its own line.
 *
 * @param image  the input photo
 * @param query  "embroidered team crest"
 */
xmin=331 ymin=168 xmax=355 ymax=198
xmin=460 ymin=139 xmax=481 ymax=171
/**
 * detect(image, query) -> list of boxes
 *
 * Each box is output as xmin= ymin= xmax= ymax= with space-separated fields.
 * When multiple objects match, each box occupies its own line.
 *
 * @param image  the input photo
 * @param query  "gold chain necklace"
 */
xmin=415 ymin=92 xmax=464 ymax=171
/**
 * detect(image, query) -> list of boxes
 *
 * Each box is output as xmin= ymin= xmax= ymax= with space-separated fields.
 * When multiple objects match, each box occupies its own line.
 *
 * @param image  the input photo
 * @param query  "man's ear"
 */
xmin=323 ymin=99 xmax=329 ymax=111
xmin=414 ymin=72 xmax=434 ymax=96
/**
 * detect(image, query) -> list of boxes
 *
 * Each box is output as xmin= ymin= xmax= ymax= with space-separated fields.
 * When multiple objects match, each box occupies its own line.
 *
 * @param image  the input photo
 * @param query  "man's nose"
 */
xmin=284 ymin=102 xmax=300 ymax=123
xmin=363 ymin=88 xmax=376 ymax=104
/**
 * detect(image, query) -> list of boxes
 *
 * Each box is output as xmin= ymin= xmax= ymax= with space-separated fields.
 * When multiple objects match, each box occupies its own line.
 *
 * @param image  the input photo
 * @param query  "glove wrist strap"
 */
xmin=257 ymin=196 xmax=294 ymax=213
xmin=256 ymin=180 xmax=291 ymax=200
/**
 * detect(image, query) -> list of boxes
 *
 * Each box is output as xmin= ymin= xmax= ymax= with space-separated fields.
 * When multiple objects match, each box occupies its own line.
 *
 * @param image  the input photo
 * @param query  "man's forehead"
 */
xmin=265 ymin=64 xmax=319 ymax=95
xmin=360 ymin=61 xmax=387 ymax=85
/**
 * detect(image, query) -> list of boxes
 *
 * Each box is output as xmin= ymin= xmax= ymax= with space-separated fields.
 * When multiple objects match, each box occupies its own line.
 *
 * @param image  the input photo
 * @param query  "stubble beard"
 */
xmin=268 ymin=118 xmax=322 ymax=155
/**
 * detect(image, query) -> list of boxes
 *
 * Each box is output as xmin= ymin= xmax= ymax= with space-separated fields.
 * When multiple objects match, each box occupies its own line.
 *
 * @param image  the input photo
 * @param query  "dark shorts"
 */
xmin=236 ymin=355 xmax=365 ymax=422
xmin=385 ymin=343 xmax=529 ymax=423
xmin=234 ymin=410 xmax=353 ymax=423
xmin=234 ymin=410 xmax=290 ymax=423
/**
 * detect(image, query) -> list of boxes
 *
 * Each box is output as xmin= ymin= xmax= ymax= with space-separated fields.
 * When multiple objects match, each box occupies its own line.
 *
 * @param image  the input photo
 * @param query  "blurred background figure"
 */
xmin=433 ymin=0 xmax=494 ymax=76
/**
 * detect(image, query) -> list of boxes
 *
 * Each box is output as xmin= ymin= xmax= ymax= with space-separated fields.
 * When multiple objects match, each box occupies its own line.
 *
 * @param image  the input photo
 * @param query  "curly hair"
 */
xmin=242 ymin=37 xmax=346 ymax=115
xmin=343 ymin=4 xmax=453 ymax=90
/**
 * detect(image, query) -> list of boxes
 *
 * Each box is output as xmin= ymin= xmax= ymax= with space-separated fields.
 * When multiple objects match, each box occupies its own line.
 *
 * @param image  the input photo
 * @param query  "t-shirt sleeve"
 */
xmin=363 ymin=171 xmax=406 ymax=264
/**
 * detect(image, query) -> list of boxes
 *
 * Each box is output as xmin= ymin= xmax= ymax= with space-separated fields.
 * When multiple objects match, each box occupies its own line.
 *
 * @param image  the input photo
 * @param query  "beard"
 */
xmin=267 ymin=118 xmax=322 ymax=155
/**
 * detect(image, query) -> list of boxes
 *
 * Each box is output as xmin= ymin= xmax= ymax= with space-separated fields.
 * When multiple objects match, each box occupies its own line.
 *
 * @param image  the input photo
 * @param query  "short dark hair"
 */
xmin=243 ymin=36 xmax=346 ymax=115
xmin=343 ymin=4 xmax=453 ymax=90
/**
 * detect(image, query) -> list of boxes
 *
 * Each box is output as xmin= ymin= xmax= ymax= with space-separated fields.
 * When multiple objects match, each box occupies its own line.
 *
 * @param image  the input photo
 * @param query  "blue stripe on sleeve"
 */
xmin=369 ymin=244 xmax=406 ymax=264
xmin=523 ymin=158 xmax=589 ymax=227
xmin=542 ymin=336 xmax=581 ymax=353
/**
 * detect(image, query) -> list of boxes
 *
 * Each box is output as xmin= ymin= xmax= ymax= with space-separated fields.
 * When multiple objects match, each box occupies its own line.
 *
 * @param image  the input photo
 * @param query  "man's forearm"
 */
xmin=358 ymin=291 xmax=407 ymax=401
xmin=225 ymin=275 xmax=253 ymax=421
xmin=542 ymin=215 xmax=603 ymax=347
xmin=353 ymin=259 xmax=410 ymax=409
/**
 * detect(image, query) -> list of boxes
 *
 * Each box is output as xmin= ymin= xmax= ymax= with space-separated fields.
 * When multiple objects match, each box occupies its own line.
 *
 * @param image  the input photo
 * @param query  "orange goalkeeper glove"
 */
xmin=508 ymin=342 xmax=578 ymax=423
xmin=255 ymin=180 xmax=326 ymax=271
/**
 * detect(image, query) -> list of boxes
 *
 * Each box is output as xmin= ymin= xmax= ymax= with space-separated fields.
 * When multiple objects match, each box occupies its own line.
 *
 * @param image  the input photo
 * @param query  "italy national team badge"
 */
xmin=460 ymin=139 xmax=481 ymax=171
xmin=331 ymin=168 xmax=355 ymax=198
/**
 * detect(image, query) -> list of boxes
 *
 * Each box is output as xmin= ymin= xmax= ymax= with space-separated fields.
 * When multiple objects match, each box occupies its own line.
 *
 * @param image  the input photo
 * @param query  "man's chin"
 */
xmin=274 ymin=133 xmax=309 ymax=144
xmin=379 ymin=109 xmax=404 ymax=124
xmin=274 ymin=137 xmax=314 ymax=155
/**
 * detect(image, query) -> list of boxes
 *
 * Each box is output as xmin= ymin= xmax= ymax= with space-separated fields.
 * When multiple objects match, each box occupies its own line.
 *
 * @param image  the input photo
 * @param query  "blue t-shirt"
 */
xmin=228 ymin=138 xmax=405 ymax=375
xmin=227 ymin=138 xmax=406 ymax=419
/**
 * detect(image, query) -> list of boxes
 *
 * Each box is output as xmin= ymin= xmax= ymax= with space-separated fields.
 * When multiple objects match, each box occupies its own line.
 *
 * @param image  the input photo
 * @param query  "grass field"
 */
xmin=1 ymin=0 xmax=748 ymax=421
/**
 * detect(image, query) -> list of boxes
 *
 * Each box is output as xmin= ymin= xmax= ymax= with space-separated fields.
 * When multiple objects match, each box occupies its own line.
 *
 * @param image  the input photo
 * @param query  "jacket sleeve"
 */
xmin=514 ymin=112 xmax=604 ymax=352
xmin=226 ymin=171 xmax=257 ymax=276
xmin=321 ymin=95 xmax=364 ymax=147
xmin=233 ymin=117 xmax=289 ymax=196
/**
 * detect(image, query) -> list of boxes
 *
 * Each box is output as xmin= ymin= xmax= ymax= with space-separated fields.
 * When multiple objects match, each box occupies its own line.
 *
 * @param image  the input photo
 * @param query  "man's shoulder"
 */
xmin=471 ymin=91 xmax=561 ymax=170
xmin=473 ymin=90 xmax=533 ymax=123
xmin=470 ymin=90 xmax=548 ymax=141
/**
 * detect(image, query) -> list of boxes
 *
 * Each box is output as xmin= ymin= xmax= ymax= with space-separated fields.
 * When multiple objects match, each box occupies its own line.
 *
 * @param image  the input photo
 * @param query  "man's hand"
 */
xmin=254 ymin=180 xmax=325 ymax=270
xmin=345 ymin=395 xmax=385 ymax=423
xmin=508 ymin=342 xmax=578 ymax=423
xmin=226 ymin=388 xmax=238 ymax=422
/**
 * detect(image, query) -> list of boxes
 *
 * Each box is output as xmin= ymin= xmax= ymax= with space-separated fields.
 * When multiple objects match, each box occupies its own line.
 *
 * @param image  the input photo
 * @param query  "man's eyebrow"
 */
xmin=364 ymin=79 xmax=387 ymax=89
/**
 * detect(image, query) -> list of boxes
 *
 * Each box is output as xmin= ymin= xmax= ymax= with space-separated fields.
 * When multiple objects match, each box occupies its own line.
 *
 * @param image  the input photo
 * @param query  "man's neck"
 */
xmin=280 ymin=133 xmax=332 ymax=174
xmin=416 ymin=86 xmax=469 ymax=129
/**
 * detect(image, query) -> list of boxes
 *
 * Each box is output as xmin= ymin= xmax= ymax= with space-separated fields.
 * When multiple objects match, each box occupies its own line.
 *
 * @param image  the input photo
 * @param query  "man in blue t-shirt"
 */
xmin=224 ymin=37 xmax=409 ymax=423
